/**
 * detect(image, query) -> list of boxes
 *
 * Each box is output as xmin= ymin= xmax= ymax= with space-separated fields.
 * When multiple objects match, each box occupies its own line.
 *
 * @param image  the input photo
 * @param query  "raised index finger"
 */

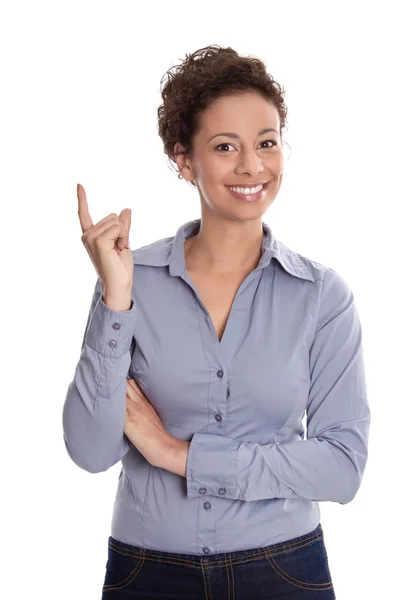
xmin=77 ymin=183 xmax=94 ymax=234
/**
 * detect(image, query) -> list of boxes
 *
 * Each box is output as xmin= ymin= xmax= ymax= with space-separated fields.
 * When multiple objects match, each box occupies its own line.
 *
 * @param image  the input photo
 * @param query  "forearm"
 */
xmin=185 ymin=428 xmax=369 ymax=503
xmin=185 ymin=270 xmax=371 ymax=504
xmin=157 ymin=438 xmax=190 ymax=477
xmin=62 ymin=279 xmax=136 ymax=473
xmin=103 ymin=293 xmax=133 ymax=312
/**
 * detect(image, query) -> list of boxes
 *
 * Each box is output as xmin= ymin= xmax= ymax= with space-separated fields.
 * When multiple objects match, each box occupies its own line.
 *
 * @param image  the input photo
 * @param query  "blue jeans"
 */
xmin=101 ymin=522 xmax=336 ymax=599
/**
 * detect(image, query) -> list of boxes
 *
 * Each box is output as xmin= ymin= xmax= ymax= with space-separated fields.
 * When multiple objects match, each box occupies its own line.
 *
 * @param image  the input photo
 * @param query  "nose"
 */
xmin=235 ymin=149 xmax=265 ymax=178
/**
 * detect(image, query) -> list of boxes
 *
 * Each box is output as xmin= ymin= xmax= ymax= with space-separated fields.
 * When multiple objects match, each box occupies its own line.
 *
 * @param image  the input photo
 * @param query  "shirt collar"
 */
xmin=133 ymin=219 xmax=316 ymax=283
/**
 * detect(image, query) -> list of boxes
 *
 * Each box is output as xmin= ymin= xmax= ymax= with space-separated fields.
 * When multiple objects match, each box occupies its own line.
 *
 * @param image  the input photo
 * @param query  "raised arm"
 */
xmin=62 ymin=183 xmax=136 ymax=473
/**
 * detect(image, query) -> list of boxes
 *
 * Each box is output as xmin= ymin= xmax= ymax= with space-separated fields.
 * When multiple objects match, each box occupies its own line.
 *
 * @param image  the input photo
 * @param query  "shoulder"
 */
xmin=280 ymin=239 xmax=350 ymax=292
xmin=275 ymin=238 xmax=329 ymax=284
xmin=130 ymin=235 xmax=174 ymax=268
xmin=282 ymin=243 xmax=357 ymax=332
xmin=277 ymin=242 xmax=354 ymax=316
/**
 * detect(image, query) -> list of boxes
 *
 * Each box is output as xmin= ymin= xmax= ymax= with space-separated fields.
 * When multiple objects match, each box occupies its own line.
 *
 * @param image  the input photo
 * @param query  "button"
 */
xmin=218 ymin=487 xmax=226 ymax=496
xmin=215 ymin=414 xmax=222 ymax=422
xmin=217 ymin=369 xmax=224 ymax=378
xmin=109 ymin=340 xmax=117 ymax=348
xmin=112 ymin=323 xmax=121 ymax=330
xmin=203 ymin=547 xmax=210 ymax=554
xmin=199 ymin=487 xmax=207 ymax=495
xmin=204 ymin=502 xmax=211 ymax=510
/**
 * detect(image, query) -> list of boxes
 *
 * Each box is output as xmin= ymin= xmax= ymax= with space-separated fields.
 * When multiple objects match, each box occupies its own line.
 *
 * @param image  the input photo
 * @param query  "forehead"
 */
xmin=198 ymin=91 xmax=280 ymax=135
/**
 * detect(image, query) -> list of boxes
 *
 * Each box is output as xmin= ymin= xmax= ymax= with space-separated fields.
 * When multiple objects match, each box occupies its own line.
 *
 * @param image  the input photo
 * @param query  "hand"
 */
xmin=77 ymin=183 xmax=134 ymax=298
xmin=124 ymin=377 xmax=172 ymax=467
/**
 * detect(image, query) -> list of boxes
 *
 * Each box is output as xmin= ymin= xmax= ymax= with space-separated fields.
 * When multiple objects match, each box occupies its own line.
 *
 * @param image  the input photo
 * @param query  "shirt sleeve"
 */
xmin=62 ymin=277 xmax=137 ymax=473
xmin=186 ymin=267 xmax=371 ymax=504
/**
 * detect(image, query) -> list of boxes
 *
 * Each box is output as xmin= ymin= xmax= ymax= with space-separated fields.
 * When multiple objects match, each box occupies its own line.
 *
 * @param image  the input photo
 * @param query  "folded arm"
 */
xmin=185 ymin=268 xmax=371 ymax=504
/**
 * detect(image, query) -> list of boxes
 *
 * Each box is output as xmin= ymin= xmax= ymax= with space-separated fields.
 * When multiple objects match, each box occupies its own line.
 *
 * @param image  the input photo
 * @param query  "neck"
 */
xmin=184 ymin=214 xmax=264 ymax=276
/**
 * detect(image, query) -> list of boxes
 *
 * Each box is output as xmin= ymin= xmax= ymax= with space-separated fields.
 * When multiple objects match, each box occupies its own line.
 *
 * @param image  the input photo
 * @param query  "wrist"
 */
xmin=158 ymin=437 xmax=190 ymax=477
xmin=102 ymin=294 xmax=132 ymax=312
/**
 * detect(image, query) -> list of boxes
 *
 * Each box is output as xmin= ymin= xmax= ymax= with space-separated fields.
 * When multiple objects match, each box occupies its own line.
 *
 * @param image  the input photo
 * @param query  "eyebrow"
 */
xmin=207 ymin=128 xmax=279 ymax=143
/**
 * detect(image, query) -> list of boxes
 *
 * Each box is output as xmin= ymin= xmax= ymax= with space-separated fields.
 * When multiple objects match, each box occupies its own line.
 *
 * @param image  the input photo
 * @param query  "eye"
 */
xmin=215 ymin=140 xmax=278 ymax=152
xmin=260 ymin=140 xmax=278 ymax=149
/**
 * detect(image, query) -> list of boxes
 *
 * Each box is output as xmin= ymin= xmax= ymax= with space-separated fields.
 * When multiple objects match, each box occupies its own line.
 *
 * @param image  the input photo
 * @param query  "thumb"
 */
xmin=117 ymin=208 xmax=131 ymax=250
xmin=119 ymin=208 xmax=131 ymax=239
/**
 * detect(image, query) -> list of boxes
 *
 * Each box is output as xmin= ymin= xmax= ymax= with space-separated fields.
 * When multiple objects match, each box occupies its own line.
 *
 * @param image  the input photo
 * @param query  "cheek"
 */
xmin=199 ymin=154 xmax=228 ymax=180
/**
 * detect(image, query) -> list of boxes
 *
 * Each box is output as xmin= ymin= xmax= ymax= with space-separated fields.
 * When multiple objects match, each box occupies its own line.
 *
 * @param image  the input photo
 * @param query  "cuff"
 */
xmin=186 ymin=433 xmax=239 ymax=500
xmin=84 ymin=294 xmax=137 ymax=358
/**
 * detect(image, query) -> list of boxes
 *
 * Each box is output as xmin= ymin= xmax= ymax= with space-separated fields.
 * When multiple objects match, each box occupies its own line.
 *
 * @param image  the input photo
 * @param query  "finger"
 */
xmin=82 ymin=214 xmax=121 ymax=244
xmin=117 ymin=208 xmax=131 ymax=250
xmin=126 ymin=383 xmax=135 ymax=400
xmin=126 ymin=382 xmax=140 ymax=402
xmin=128 ymin=378 xmax=146 ymax=399
xmin=77 ymin=183 xmax=94 ymax=234
xmin=128 ymin=377 xmax=144 ymax=391
xmin=119 ymin=208 xmax=131 ymax=236
xmin=127 ymin=378 xmax=141 ymax=396
xmin=97 ymin=222 xmax=130 ymax=252
xmin=89 ymin=217 xmax=129 ymax=252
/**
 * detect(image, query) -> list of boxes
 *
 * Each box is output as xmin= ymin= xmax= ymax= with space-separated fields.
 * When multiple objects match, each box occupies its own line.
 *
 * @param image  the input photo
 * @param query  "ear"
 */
xmin=174 ymin=142 xmax=186 ymax=171
xmin=174 ymin=142 xmax=196 ymax=185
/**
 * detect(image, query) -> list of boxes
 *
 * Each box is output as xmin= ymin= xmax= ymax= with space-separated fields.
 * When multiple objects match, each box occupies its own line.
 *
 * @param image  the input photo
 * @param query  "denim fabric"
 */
xmin=101 ymin=523 xmax=336 ymax=599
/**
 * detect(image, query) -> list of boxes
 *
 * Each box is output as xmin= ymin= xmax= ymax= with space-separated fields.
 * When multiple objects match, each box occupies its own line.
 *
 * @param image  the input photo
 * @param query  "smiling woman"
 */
xmin=62 ymin=44 xmax=369 ymax=600
xmin=157 ymin=44 xmax=289 ymax=190
xmin=156 ymin=46 xmax=290 ymax=243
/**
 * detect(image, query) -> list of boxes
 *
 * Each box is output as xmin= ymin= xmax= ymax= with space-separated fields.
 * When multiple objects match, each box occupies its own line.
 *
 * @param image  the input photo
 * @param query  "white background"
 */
xmin=1 ymin=1 xmax=398 ymax=598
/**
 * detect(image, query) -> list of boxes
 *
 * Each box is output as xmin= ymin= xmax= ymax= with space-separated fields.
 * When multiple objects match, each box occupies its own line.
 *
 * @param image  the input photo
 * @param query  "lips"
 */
xmin=226 ymin=182 xmax=268 ymax=202
xmin=225 ymin=182 xmax=268 ymax=189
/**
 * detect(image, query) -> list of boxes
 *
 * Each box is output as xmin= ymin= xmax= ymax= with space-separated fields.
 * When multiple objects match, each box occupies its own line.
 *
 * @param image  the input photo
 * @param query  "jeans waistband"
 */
xmin=108 ymin=522 xmax=323 ymax=567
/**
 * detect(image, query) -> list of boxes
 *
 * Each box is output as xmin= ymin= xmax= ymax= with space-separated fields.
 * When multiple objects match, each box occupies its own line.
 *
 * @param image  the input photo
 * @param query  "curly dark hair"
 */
xmin=157 ymin=44 xmax=289 ymax=187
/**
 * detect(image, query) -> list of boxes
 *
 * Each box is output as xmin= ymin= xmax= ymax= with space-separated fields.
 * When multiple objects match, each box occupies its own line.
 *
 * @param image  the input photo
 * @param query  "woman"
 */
xmin=63 ymin=45 xmax=370 ymax=599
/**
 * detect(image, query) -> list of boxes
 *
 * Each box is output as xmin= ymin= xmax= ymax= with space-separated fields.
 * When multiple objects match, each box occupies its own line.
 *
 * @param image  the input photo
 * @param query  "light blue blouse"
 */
xmin=62 ymin=218 xmax=370 ymax=556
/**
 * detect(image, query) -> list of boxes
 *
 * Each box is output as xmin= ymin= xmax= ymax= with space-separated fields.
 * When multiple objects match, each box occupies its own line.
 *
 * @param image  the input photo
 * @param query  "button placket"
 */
xmin=214 ymin=369 xmax=226 ymax=426
xmin=192 ymin=298 xmax=230 ymax=555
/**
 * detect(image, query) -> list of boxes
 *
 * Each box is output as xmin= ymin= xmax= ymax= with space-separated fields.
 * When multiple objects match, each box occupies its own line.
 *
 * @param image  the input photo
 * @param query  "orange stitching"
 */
xmin=263 ymin=547 xmax=333 ymax=591
xmin=102 ymin=548 xmax=145 ymax=592
xmin=229 ymin=552 xmax=235 ymax=600
xmin=225 ymin=553 xmax=230 ymax=600
xmin=320 ymin=535 xmax=334 ymax=581
xmin=207 ymin=558 xmax=212 ymax=600
xmin=108 ymin=540 xmax=196 ymax=568
xmin=201 ymin=561 xmax=209 ymax=600
xmin=108 ymin=530 xmax=323 ymax=570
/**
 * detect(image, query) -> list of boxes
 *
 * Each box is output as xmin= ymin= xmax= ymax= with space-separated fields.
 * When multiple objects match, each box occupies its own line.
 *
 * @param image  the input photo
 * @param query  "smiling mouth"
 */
xmin=225 ymin=182 xmax=269 ymax=190
xmin=224 ymin=182 xmax=269 ymax=203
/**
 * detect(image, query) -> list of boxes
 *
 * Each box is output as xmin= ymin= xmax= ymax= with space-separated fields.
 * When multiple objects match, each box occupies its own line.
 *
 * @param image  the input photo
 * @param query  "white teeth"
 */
xmin=228 ymin=184 xmax=263 ymax=194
